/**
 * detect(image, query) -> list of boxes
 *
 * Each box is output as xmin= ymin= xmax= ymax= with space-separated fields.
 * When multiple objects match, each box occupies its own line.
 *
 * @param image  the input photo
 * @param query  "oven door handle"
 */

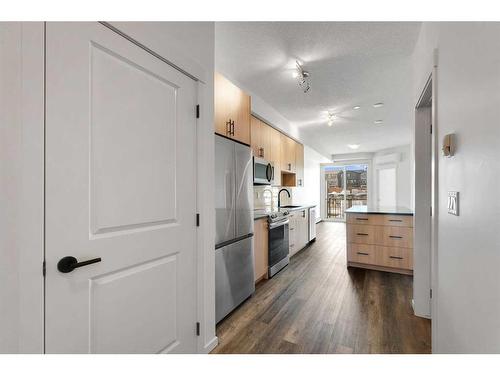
xmin=269 ymin=219 xmax=289 ymax=229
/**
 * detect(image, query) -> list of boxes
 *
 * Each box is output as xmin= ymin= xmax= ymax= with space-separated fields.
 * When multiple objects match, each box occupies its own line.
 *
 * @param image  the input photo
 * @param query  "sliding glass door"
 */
xmin=323 ymin=163 xmax=368 ymax=221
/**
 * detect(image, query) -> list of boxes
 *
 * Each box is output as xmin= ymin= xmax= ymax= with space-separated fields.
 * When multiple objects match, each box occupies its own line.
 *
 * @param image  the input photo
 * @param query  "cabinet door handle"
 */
xmin=356 ymin=233 xmax=369 ymax=236
xmin=389 ymin=235 xmax=403 ymax=239
xmin=226 ymin=119 xmax=232 ymax=135
xmin=231 ymin=120 xmax=235 ymax=136
xmin=356 ymin=218 xmax=369 ymax=221
xmin=288 ymin=163 xmax=291 ymax=171
xmin=389 ymin=256 xmax=403 ymax=260
xmin=357 ymin=252 xmax=369 ymax=256
xmin=389 ymin=219 xmax=403 ymax=222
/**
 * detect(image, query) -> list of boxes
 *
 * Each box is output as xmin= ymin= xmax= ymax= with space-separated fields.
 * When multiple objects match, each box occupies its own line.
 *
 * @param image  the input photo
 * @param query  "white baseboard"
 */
xmin=202 ymin=336 xmax=219 ymax=354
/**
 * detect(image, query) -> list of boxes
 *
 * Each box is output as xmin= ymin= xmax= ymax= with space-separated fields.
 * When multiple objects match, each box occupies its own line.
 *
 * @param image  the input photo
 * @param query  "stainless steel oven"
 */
xmin=268 ymin=215 xmax=290 ymax=277
xmin=253 ymin=156 xmax=274 ymax=185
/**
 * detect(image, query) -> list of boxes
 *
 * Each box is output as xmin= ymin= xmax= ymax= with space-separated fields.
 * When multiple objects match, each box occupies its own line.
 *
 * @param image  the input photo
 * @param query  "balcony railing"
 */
xmin=326 ymin=193 xmax=367 ymax=219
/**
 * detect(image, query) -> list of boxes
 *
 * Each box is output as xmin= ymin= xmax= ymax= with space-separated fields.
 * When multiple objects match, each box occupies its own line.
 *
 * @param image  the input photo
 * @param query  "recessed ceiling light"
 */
xmin=353 ymin=106 xmax=361 ymax=110
xmin=374 ymin=120 xmax=383 ymax=124
xmin=348 ymin=144 xmax=360 ymax=150
xmin=373 ymin=102 xmax=384 ymax=108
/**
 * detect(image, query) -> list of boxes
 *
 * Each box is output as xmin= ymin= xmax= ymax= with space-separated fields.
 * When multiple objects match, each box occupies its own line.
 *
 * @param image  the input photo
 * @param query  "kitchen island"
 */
xmin=345 ymin=206 xmax=414 ymax=275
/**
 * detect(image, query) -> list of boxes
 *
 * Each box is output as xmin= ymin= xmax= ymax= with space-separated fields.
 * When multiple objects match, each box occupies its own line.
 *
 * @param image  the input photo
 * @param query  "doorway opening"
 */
xmin=376 ymin=165 xmax=397 ymax=207
xmin=322 ymin=163 xmax=368 ymax=222
xmin=414 ymin=72 xmax=435 ymax=325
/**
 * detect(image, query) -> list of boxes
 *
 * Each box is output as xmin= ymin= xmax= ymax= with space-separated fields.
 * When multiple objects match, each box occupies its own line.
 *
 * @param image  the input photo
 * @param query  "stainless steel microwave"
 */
xmin=253 ymin=156 xmax=274 ymax=185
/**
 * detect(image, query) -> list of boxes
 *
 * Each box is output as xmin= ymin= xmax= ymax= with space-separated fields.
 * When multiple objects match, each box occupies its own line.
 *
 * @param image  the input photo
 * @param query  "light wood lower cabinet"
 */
xmin=346 ymin=213 xmax=414 ymax=275
xmin=253 ymin=218 xmax=268 ymax=283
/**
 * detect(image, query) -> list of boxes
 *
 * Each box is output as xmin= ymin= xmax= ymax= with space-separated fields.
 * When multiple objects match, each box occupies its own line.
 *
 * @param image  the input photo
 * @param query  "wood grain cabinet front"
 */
xmin=253 ymin=218 xmax=269 ymax=283
xmin=346 ymin=212 xmax=414 ymax=275
xmin=215 ymin=72 xmax=251 ymax=145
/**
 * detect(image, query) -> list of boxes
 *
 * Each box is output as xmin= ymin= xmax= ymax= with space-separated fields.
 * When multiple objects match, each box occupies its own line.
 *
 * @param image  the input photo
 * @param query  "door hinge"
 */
xmin=196 ymin=213 xmax=200 ymax=227
xmin=196 ymin=322 xmax=200 ymax=336
xmin=430 ymin=289 xmax=433 ymax=299
xmin=42 ymin=261 xmax=46 ymax=277
xmin=196 ymin=104 xmax=200 ymax=119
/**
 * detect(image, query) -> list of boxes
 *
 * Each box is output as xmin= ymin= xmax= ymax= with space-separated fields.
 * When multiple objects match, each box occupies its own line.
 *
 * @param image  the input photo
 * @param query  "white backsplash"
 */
xmin=253 ymin=186 xmax=292 ymax=210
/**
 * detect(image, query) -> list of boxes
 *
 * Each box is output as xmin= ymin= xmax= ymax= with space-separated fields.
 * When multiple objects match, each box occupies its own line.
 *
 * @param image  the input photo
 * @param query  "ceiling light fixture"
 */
xmin=373 ymin=102 xmax=384 ymax=108
xmin=374 ymin=120 xmax=383 ymax=124
xmin=327 ymin=112 xmax=335 ymax=126
xmin=294 ymin=60 xmax=311 ymax=93
xmin=353 ymin=106 xmax=361 ymax=110
xmin=348 ymin=144 xmax=360 ymax=150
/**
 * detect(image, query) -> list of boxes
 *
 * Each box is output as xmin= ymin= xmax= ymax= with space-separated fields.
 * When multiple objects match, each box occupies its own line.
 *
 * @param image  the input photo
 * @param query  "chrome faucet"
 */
xmin=277 ymin=188 xmax=291 ymax=208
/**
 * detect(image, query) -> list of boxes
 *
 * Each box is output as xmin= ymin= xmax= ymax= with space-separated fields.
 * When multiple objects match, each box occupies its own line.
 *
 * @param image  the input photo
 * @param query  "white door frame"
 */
xmin=413 ymin=50 xmax=439 ymax=353
xmin=17 ymin=21 xmax=216 ymax=353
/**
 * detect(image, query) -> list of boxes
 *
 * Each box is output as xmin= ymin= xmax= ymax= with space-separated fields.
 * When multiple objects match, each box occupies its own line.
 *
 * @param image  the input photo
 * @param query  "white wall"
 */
xmin=0 ymin=22 xmax=21 ymax=353
xmin=413 ymin=22 xmax=500 ymax=353
xmin=372 ymin=145 xmax=413 ymax=209
xmin=292 ymin=145 xmax=331 ymax=221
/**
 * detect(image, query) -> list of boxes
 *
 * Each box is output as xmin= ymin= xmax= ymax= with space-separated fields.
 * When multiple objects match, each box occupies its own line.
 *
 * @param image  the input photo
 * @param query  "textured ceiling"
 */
xmin=215 ymin=22 xmax=421 ymax=156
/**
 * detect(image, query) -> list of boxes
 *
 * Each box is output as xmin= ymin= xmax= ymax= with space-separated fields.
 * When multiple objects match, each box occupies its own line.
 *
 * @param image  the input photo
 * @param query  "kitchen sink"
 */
xmin=279 ymin=205 xmax=302 ymax=208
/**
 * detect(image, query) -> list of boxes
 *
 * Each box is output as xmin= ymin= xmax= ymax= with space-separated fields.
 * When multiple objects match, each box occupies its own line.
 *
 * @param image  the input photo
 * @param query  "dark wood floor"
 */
xmin=212 ymin=222 xmax=431 ymax=354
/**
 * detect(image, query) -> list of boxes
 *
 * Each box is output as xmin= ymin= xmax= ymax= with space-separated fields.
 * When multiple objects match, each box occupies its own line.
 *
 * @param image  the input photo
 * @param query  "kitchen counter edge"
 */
xmin=254 ymin=205 xmax=316 ymax=220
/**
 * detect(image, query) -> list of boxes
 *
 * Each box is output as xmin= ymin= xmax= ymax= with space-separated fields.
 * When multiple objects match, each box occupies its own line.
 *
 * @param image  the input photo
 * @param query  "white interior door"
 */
xmin=377 ymin=167 xmax=397 ymax=207
xmin=45 ymin=22 xmax=198 ymax=353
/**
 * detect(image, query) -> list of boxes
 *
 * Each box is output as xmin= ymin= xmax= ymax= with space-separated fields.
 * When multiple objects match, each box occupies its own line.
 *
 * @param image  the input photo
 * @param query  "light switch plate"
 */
xmin=447 ymin=191 xmax=459 ymax=215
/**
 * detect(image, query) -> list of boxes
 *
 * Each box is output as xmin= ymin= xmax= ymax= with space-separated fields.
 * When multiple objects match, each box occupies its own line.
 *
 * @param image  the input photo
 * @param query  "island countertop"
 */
xmin=345 ymin=205 xmax=413 ymax=216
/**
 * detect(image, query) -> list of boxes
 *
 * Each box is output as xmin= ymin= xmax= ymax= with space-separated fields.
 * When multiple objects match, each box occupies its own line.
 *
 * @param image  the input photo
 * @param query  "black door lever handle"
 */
xmin=57 ymin=256 xmax=102 ymax=273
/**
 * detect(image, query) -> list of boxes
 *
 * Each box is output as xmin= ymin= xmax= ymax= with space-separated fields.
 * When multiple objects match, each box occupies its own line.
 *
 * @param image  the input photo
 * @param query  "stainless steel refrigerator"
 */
xmin=215 ymin=134 xmax=254 ymax=323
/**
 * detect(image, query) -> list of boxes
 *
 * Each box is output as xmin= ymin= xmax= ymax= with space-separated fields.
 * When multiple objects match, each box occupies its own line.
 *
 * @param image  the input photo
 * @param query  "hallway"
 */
xmin=213 ymin=222 xmax=431 ymax=354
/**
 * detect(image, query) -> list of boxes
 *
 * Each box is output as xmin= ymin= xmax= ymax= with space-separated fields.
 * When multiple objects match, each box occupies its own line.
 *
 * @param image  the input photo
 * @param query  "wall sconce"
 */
xmin=442 ymin=134 xmax=455 ymax=157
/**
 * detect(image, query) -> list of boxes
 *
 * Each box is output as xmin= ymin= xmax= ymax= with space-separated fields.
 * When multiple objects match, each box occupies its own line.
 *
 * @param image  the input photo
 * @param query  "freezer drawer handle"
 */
xmin=57 ymin=256 xmax=102 ymax=273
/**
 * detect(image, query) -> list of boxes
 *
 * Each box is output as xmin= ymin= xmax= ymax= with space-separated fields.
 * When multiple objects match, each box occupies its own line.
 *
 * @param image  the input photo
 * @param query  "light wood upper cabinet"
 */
xmin=280 ymin=133 xmax=296 ymax=173
xmin=295 ymin=142 xmax=304 ymax=187
xmin=251 ymin=113 xmax=305 ymax=188
xmin=251 ymin=115 xmax=282 ymax=186
xmin=215 ymin=72 xmax=251 ymax=145
xmin=250 ymin=115 xmax=266 ymax=158
xmin=268 ymin=126 xmax=282 ymax=186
